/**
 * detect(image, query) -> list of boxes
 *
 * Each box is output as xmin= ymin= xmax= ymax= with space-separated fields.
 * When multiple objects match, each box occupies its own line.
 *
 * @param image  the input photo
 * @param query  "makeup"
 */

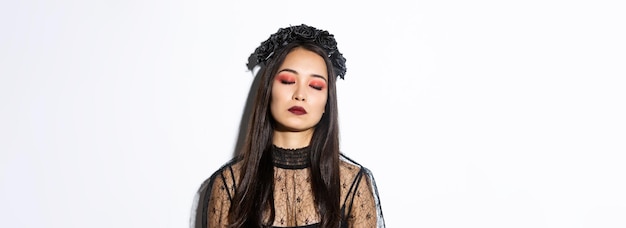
xmin=309 ymin=79 xmax=327 ymax=90
xmin=276 ymin=74 xmax=295 ymax=84
xmin=288 ymin=106 xmax=307 ymax=115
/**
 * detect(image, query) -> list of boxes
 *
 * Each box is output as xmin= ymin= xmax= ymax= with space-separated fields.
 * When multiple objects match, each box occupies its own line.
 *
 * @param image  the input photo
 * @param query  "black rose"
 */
xmin=332 ymin=52 xmax=347 ymax=79
xmin=255 ymin=40 xmax=276 ymax=62
xmin=315 ymin=33 xmax=337 ymax=52
xmin=292 ymin=24 xmax=316 ymax=41
xmin=248 ymin=24 xmax=347 ymax=79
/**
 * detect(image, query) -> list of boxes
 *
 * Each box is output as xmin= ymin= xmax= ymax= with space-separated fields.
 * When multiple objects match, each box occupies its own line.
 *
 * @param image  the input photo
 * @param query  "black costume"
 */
xmin=198 ymin=145 xmax=385 ymax=227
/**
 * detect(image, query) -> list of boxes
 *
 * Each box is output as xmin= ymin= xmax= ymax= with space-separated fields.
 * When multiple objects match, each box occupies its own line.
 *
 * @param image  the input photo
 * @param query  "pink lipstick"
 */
xmin=288 ymin=106 xmax=307 ymax=115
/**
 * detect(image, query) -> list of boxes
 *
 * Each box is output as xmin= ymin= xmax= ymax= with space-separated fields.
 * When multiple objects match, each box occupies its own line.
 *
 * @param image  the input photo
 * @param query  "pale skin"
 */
xmin=270 ymin=47 xmax=329 ymax=149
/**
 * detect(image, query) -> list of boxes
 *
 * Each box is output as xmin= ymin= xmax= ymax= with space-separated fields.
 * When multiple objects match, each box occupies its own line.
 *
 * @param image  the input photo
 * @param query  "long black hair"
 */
xmin=228 ymin=42 xmax=342 ymax=227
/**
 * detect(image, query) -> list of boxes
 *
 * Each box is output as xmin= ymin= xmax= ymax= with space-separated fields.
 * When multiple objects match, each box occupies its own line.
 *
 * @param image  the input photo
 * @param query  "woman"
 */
xmin=199 ymin=24 xmax=385 ymax=228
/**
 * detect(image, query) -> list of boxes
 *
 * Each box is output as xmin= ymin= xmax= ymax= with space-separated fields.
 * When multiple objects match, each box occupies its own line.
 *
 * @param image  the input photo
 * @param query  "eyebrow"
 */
xmin=278 ymin=69 xmax=328 ymax=82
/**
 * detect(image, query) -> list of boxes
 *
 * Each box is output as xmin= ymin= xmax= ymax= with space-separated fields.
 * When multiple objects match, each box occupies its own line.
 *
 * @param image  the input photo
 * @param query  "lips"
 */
xmin=288 ymin=106 xmax=307 ymax=115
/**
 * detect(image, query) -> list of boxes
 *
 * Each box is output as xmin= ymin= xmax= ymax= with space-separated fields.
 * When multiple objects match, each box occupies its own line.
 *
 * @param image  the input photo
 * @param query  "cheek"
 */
xmin=271 ymin=87 xmax=288 ymax=103
xmin=270 ymin=83 xmax=292 ymax=113
xmin=313 ymin=94 xmax=328 ymax=113
xmin=270 ymin=89 xmax=281 ymax=110
xmin=271 ymin=80 xmax=287 ymax=99
xmin=269 ymin=92 xmax=282 ymax=120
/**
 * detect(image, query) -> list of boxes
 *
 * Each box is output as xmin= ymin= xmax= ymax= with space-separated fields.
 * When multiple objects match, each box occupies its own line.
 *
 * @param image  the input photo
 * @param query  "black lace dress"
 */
xmin=198 ymin=145 xmax=385 ymax=228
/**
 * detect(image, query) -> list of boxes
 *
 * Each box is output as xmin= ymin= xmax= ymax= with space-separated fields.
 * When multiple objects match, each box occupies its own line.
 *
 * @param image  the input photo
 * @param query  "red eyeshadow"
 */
xmin=276 ymin=74 xmax=295 ymax=83
xmin=310 ymin=79 xmax=327 ymax=89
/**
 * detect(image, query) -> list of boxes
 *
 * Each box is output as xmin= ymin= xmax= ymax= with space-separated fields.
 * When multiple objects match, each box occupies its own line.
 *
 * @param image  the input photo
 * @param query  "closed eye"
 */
xmin=276 ymin=74 xmax=296 ymax=84
xmin=310 ymin=85 xmax=323 ymax=90
xmin=309 ymin=81 xmax=326 ymax=90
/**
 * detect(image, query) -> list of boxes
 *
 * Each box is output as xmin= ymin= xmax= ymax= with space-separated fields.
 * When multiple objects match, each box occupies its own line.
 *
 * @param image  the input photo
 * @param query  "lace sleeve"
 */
xmin=191 ymin=166 xmax=236 ymax=228
xmin=206 ymin=174 xmax=230 ymax=228
xmin=345 ymin=168 xmax=386 ymax=228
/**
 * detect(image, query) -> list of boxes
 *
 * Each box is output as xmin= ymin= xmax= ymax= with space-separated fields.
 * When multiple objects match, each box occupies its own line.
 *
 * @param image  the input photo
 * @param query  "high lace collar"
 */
xmin=272 ymin=145 xmax=311 ymax=169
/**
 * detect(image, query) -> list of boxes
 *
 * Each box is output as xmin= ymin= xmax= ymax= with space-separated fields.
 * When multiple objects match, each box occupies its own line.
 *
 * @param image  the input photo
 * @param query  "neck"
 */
xmin=272 ymin=129 xmax=314 ymax=149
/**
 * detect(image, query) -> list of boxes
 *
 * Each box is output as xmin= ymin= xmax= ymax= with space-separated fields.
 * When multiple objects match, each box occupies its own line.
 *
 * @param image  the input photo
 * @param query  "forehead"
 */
xmin=279 ymin=48 xmax=329 ymax=79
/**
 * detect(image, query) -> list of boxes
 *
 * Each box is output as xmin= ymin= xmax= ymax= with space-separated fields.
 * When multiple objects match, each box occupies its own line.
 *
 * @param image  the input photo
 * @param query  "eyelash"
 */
xmin=282 ymin=81 xmax=323 ymax=90
xmin=278 ymin=75 xmax=325 ymax=90
xmin=310 ymin=84 xmax=324 ymax=90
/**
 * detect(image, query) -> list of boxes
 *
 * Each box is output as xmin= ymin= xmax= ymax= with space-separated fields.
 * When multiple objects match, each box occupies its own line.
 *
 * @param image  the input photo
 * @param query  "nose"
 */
xmin=293 ymin=84 xmax=306 ymax=101
xmin=294 ymin=95 xmax=306 ymax=101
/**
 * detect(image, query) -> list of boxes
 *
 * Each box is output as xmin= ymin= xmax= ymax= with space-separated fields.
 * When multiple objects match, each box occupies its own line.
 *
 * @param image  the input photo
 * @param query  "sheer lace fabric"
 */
xmin=203 ymin=146 xmax=385 ymax=228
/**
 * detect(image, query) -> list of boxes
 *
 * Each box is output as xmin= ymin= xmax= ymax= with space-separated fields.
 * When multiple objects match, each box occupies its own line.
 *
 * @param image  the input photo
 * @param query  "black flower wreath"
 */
xmin=248 ymin=24 xmax=347 ymax=79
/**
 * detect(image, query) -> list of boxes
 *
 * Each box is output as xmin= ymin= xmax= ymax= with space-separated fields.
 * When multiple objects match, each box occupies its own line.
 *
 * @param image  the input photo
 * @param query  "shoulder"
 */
xmin=339 ymin=153 xmax=377 ymax=185
xmin=339 ymin=153 xmax=373 ymax=175
xmin=207 ymin=157 xmax=243 ymax=188
xmin=191 ymin=157 xmax=243 ymax=228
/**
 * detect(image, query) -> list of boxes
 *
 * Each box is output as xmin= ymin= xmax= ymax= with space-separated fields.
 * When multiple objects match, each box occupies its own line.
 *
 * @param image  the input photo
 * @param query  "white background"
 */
xmin=1 ymin=0 xmax=625 ymax=227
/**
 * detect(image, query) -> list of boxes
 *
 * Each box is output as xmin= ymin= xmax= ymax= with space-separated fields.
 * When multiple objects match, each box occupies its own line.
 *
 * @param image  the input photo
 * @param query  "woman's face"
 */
xmin=270 ymin=47 xmax=329 ymax=133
